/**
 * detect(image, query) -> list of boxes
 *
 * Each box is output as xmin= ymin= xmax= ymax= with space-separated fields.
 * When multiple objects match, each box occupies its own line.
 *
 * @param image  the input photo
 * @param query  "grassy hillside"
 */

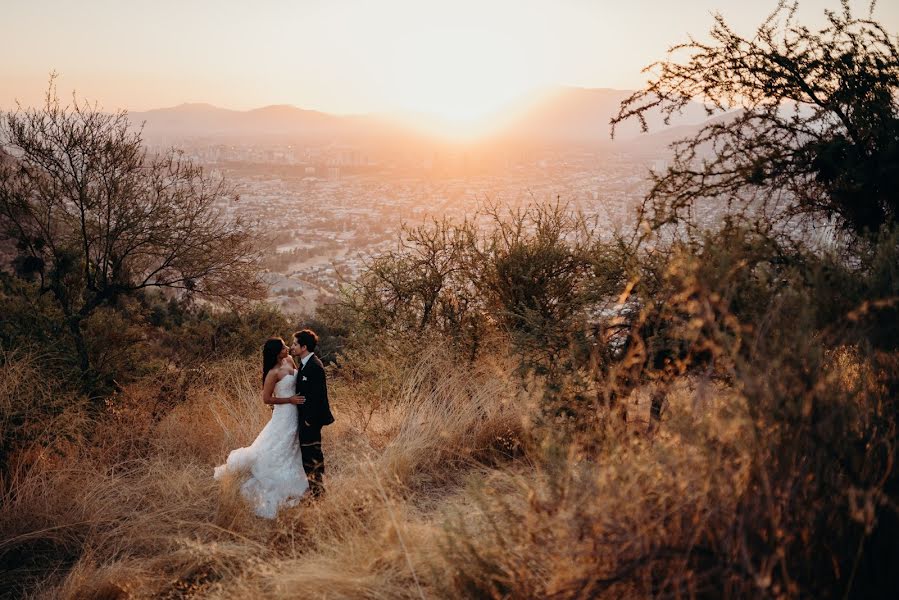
xmin=2 ymin=4 xmax=898 ymax=592
xmin=0 ymin=343 xmax=751 ymax=599
xmin=2 ymin=217 xmax=897 ymax=598
xmin=1 ymin=346 xmax=530 ymax=598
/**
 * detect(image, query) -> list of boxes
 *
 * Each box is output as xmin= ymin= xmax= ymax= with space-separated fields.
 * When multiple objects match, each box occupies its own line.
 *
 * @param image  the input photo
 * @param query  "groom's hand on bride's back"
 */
xmin=290 ymin=395 xmax=306 ymax=405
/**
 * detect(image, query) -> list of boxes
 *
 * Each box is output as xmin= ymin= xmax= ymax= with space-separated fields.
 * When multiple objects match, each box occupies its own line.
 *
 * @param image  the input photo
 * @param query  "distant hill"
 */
xmin=622 ymin=108 xmax=745 ymax=155
xmin=130 ymin=103 xmax=384 ymax=142
xmin=130 ymin=86 xmax=712 ymax=148
xmin=497 ymin=86 xmax=710 ymax=145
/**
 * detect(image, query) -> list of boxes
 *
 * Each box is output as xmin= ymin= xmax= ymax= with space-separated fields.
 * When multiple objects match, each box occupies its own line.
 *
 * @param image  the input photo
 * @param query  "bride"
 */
xmin=214 ymin=337 xmax=308 ymax=518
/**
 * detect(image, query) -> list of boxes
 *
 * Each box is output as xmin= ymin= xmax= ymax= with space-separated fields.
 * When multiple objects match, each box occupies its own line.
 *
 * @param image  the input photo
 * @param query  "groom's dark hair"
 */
xmin=294 ymin=329 xmax=318 ymax=352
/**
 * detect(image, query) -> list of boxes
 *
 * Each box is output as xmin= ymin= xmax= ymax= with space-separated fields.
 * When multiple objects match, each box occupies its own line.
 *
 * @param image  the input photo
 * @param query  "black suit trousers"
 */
xmin=300 ymin=422 xmax=325 ymax=497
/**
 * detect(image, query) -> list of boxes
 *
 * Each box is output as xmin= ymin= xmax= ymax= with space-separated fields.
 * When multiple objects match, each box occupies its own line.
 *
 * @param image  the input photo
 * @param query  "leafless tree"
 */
xmin=613 ymin=0 xmax=899 ymax=239
xmin=0 ymin=79 xmax=265 ymax=374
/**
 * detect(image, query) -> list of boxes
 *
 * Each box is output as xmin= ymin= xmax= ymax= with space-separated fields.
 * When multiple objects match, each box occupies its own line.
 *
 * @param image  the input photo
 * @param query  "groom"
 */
xmin=290 ymin=329 xmax=334 ymax=498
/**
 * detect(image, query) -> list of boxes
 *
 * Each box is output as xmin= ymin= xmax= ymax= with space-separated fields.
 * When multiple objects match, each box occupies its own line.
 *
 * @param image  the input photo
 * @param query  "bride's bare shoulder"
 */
xmin=275 ymin=359 xmax=296 ymax=377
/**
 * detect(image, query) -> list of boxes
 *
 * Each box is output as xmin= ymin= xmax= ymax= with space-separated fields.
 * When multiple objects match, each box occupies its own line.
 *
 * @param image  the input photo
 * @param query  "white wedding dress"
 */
xmin=214 ymin=370 xmax=308 ymax=518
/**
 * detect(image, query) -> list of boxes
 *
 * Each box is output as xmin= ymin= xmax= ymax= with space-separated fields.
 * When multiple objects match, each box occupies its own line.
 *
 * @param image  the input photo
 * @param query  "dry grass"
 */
xmin=0 ymin=346 xmax=532 ymax=599
xmin=1 ymin=340 xmax=890 ymax=599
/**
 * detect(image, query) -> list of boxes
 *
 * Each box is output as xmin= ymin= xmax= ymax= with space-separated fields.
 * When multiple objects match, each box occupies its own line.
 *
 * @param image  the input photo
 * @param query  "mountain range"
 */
xmin=130 ymin=86 xmax=713 ymax=148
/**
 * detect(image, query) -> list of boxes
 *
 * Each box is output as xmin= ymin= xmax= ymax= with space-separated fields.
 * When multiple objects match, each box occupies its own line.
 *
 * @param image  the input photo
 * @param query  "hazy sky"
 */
xmin=2 ymin=0 xmax=897 ymax=121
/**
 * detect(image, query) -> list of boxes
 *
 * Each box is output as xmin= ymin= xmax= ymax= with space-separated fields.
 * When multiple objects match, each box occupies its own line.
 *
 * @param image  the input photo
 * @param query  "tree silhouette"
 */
xmin=613 ymin=0 xmax=899 ymax=238
xmin=0 ymin=80 xmax=265 ymax=375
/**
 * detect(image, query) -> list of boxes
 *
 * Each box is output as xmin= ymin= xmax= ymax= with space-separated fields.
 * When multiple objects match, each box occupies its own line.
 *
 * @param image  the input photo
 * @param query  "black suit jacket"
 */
xmin=296 ymin=354 xmax=335 ymax=428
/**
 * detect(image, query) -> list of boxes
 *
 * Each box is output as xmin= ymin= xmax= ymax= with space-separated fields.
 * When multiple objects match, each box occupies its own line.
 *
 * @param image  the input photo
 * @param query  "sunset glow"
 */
xmin=2 ymin=0 xmax=898 ymax=140
xmin=378 ymin=24 xmax=543 ymax=128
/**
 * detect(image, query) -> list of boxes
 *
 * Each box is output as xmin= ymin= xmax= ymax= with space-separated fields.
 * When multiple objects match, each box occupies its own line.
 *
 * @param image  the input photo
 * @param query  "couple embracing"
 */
xmin=213 ymin=329 xmax=334 ymax=519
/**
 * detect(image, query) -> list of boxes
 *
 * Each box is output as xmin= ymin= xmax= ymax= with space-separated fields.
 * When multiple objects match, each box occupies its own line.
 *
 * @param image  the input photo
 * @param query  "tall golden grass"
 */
xmin=1 ymin=344 xmax=531 ymax=598
xmin=1 ymin=336 xmax=890 ymax=598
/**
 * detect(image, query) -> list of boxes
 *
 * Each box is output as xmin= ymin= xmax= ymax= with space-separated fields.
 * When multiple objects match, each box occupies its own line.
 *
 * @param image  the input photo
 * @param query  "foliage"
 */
xmin=432 ymin=220 xmax=899 ymax=598
xmin=155 ymin=302 xmax=293 ymax=362
xmin=339 ymin=201 xmax=633 ymax=373
xmin=339 ymin=215 xmax=480 ymax=347
xmin=0 ymin=272 xmax=67 ymax=355
xmin=1 ymin=6 xmax=898 ymax=599
xmin=0 ymin=343 xmax=527 ymax=600
xmin=613 ymin=0 xmax=899 ymax=238
xmin=0 ymin=78 xmax=265 ymax=377
xmin=0 ymin=349 xmax=88 ymax=486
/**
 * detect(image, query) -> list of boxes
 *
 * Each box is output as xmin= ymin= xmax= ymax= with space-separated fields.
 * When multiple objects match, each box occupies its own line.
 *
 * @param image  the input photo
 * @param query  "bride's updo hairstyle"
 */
xmin=262 ymin=337 xmax=286 ymax=384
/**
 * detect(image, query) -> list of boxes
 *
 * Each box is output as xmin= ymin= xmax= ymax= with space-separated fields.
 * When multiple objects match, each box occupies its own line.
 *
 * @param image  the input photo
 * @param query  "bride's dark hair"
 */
xmin=261 ymin=337 xmax=286 ymax=384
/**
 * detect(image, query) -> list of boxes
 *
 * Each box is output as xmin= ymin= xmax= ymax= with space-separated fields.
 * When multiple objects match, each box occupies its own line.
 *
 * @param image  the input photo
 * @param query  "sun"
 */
xmin=380 ymin=24 xmax=543 ymax=139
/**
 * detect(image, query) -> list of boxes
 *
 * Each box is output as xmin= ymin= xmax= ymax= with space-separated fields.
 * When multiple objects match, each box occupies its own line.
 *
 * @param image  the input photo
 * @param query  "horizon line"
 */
xmin=1 ymin=84 xmax=637 ymax=118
